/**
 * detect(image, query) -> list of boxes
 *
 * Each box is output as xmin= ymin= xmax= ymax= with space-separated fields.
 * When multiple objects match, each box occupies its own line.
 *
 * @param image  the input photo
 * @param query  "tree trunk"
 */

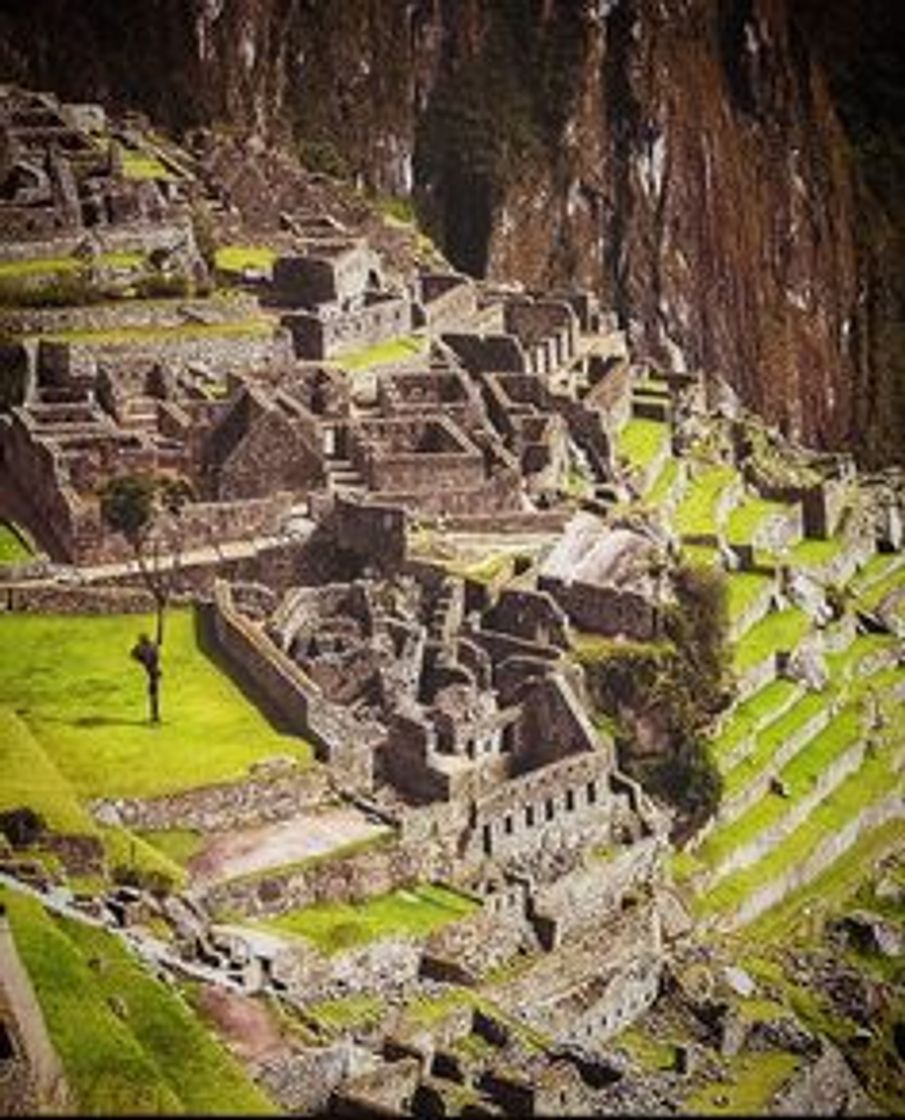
xmin=148 ymin=672 xmax=161 ymax=723
xmin=154 ymin=595 xmax=165 ymax=648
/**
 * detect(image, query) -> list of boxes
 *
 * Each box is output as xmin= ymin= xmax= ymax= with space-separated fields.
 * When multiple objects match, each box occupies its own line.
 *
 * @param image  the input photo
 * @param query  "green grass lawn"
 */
xmin=824 ymin=632 xmax=896 ymax=682
xmin=673 ymin=465 xmax=738 ymax=537
xmin=681 ymin=542 xmax=721 ymax=568
xmin=0 ymin=252 xmax=144 ymax=280
xmin=1 ymin=886 xmax=274 ymax=1113
xmin=646 ymin=457 xmax=680 ymax=507
xmin=787 ymin=536 xmax=845 ymax=568
xmin=0 ymin=520 xmax=34 ymax=564
xmin=732 ymin=607 xmax=810 ymax=675
xmin=0 ymin=609 xmax=313 ymax=799
xmin=135 ymin=828 xmax=207 ymax=867
xmin=726 ymin=571 xmax=772 ymax=625
xmin=257 ymin=882 xmax=480 ymax=953
xmin=615 ymin=418 xmax=669 ymax=472
xmin=213 ymin=245 xmax=278 ymax=273
xmin=0 ymin=706 xmax=97 ymax=835
xmin=337 ymin=334 xmax=426 ymax=371
xmin=120 ymin=149 xmax=177 ymax=181
xmin=725 ymin=494 xmax=789 ymax=545
xmin=0 ymin=705 xmax=187 ymax=886
xmin=37 ymin=318 xmax=275 ymax=346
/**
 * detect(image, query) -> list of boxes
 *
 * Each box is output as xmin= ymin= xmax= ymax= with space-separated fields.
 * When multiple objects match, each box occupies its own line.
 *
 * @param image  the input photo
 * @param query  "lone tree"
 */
xmin=100 ymin=472 xmax=192 ymax=723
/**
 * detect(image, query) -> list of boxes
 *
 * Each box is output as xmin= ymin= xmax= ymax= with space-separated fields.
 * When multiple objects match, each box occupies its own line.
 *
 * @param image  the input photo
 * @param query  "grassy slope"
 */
xmin=0 ymin=610 xmax=313 ymax=799
xmin=1 ymin=886 xmax=274 ymax=1114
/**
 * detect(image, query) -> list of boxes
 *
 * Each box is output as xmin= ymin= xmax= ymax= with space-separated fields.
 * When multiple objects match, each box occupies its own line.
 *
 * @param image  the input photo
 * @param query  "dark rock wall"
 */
xmin=0 ymin=0 xmax=902 ymax=463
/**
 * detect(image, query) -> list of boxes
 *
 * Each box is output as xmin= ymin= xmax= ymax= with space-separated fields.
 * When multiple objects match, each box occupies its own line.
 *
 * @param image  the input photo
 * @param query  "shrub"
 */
xmin=0 ymin=806 xmax=47 ymax=848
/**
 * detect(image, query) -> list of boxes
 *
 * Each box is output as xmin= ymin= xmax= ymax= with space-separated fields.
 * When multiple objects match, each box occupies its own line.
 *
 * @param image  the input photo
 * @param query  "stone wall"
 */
xmin=272 ymin=935 xmax=423 ymax=1004
xmin=1 ymin=291 xmax=260 ymax=336
xmin=91 ymin=766 xmax=330 ymax=833
xmin=531 ymin=834 xmax=662 ymax=945
xmin=440 ymin=332 xmax=526 ymax=375
xmin=417 ymin=273 xmax=477 ymax=332
xmin=200 ymin=835 xmax=438 ymax=920
xmin=462 ymin=748 xmax=615 ymax=866
xmin=0 ymin=581 xmax=157 ymax=614
xmin=257 ymin=1042 xmax=377 ymax=1116
xmin=0 ymin=219 xmax=193 ymax=264
xmin=539 ymin=576 xmax=658 ymax=643
xmin=210 ymin=580 xmax=377 ymax=788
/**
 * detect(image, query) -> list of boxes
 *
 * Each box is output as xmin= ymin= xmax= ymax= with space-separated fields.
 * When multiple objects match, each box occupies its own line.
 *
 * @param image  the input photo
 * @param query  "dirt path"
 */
xmin=188 ymin=805 xmax=389 ymax=885
xmin=195 ymin=987 xmax=289 ymax=1063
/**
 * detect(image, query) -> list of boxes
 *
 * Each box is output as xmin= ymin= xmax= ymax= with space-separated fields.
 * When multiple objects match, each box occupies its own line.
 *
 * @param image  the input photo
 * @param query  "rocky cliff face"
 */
xmin=1 ymin=0 xmax=902 ymax=463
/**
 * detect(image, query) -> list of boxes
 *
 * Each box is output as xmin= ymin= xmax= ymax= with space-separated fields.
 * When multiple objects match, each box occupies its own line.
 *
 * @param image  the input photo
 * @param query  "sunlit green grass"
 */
xmin=120 ymin=149 xmax=177 ymax=181
xmin=214 ymin=245 xmax=278 ymax=273
xmin=37 ymin=318 xmax=275 ymax=346
xmin=849 ymin=553 xmax=904 ymax=597
xmin=0 ymin=706 xmax=97 ymax=834
xmin=0 ymin=252 xmax=144 ymax=279
xmin=732 ymin=607 xmax=810 ymax=675
xmin=307 ymin=994 xmax=384 ymax=1035
xmin=0 ymin=609 xmax=313 ymax=799
xmin=673 ymin=465 xmax=738 ymax=537
xmin=858 ymin=561 xmax=905 ymax=612
xmin=745 ymin=818 xmax=905 ymax=943
xmin=338 ymin=334 xmax=426 ymax=371
xmin=725 ymin=494 xmax=789 ymax=545
xmin=722 ymin=691 xmax=829 ymax=797
xmin=615 ymin=418 xmax=669 ymax=472
xmin=788 ymin=536 xmax=845 ymax=568
xmin=256 ymin=883 xmax=480 ymax=953
xmin=699 ymin=740 xmax=899 ymax=916
xmin=726 ymin=571 xmax=772 ymax=626
xmin=646 ymin=457 xmax=680 ymax=507
xmin=708 ymin=678 xmax=801 ymax=768
xmin=135 ymin=828 xmax=206 ymax=868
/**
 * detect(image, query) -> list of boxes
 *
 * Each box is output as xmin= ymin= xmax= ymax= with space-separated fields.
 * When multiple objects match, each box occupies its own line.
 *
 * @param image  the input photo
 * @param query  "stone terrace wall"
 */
xmin=725 ymin=789 xmax=903 ymax=930
xmin=91 ymin=766 xmax=331 ymax=833
xmin=706 ymin=732 xmax=870 ymax=888
xmin=200 ymin=834 xmax=447 ymax=919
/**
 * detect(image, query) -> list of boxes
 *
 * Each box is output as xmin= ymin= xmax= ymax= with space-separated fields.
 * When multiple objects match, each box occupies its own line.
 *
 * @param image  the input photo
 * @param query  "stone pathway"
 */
xmin=187 ymin=806 xmax=390 ymax=886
